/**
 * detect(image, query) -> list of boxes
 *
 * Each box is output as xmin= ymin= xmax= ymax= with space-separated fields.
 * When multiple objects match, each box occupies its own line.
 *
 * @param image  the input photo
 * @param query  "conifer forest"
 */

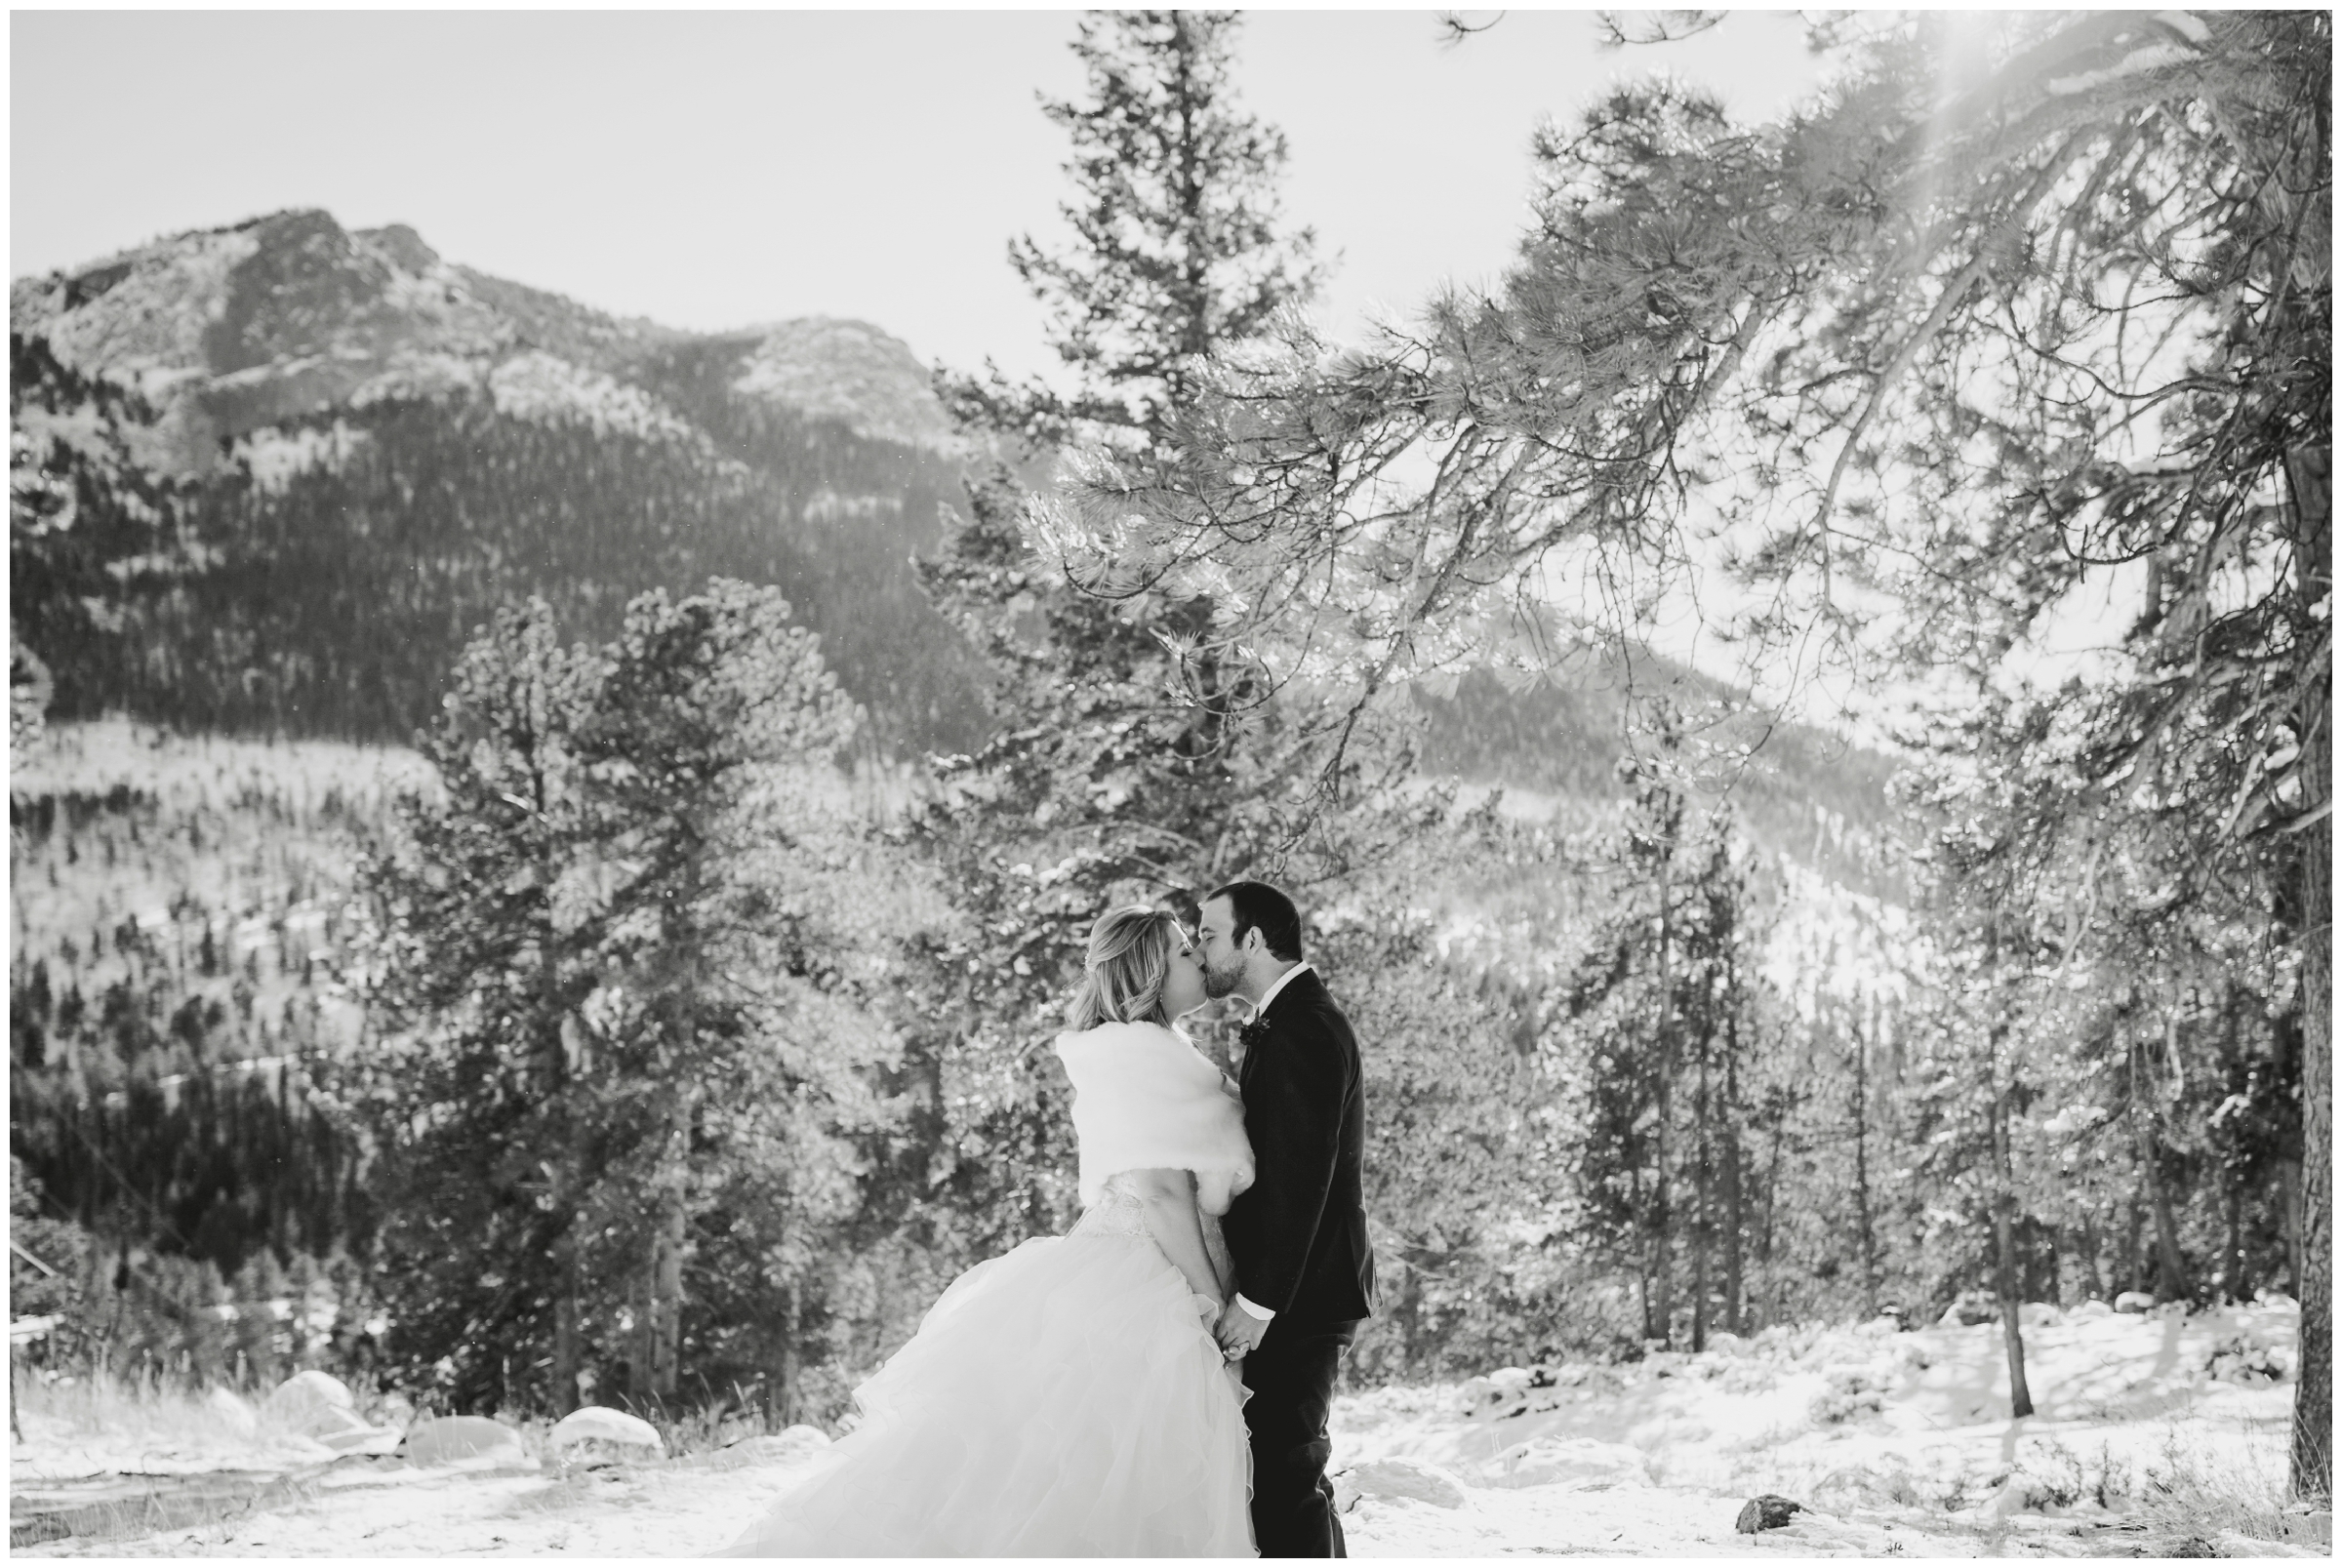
xmin=10 ymin=8 xmax=2331 ymax=1525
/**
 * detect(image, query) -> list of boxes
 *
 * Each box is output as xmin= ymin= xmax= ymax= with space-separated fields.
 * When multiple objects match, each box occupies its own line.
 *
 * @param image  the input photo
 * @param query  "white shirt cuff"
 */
xmin=1233 ymin=1294 xmax=1275 ymax=1321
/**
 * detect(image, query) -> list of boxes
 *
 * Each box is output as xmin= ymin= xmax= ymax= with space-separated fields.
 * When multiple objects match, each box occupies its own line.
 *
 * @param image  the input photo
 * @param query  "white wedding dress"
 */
xmin=719 ymin=1025 xmax=1256 ymax=1558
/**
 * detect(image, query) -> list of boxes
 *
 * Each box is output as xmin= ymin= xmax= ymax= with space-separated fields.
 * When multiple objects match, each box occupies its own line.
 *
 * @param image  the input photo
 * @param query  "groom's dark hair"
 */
xmin=1207 ymin=880 xmax=1304 ymax=963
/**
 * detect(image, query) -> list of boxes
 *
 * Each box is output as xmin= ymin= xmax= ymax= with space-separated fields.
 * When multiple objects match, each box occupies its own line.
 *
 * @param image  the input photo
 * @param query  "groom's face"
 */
xmin=1197 ymin=896 xmax=1248 ymax=1000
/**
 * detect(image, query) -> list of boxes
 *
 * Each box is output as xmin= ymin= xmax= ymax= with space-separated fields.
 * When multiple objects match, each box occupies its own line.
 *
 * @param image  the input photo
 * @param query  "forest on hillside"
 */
xmin=8 ymin=7 xmax=2329 ymax=1510
xmin=9 ymin=328 xmax=991 ymax=757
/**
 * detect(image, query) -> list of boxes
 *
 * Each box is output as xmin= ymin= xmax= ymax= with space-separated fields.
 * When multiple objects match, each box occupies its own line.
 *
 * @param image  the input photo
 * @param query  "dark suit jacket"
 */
xmin=1220 ymin=967 xmax=1375 ymax=1328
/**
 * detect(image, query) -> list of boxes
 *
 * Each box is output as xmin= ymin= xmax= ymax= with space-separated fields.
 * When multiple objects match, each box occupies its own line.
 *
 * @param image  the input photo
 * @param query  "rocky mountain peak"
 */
xmin=354 ymin=223 xmax=440 ymax=275
xmin=12 ymin=209 xmax=961 ymax=471
xmin=734 ymin=316 xmax=956 ymax=453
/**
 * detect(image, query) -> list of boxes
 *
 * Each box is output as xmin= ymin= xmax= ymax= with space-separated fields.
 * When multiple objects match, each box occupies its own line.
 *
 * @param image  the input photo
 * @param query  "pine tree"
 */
xmin=903 ymin=9 xmax=1350 ymax=1262
xmin=1553 ymin=708 xmax=1766 ymax=1348
xmin=356 ymin=582 xmax=911 ymax=1415
xmin=1065 ymin=13 xmax=2327 ymax=1489
xmin=939 ymin=10 xmax=1321 ymax=453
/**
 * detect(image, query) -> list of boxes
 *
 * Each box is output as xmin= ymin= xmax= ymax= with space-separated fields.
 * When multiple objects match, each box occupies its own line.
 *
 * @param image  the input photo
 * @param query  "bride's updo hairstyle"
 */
xmin=1067 ymin=905 xmax=1179 ymax=1030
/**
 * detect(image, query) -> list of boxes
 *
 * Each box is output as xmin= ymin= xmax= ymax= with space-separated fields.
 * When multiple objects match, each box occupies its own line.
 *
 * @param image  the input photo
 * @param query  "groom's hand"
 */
xmin=1213 ymin=1301 xmax=1270 ymax=1360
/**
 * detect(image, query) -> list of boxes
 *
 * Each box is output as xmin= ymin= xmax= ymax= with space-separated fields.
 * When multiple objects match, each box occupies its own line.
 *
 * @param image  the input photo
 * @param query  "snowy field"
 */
xmin=11 ymin=1303 xmax=2323 ymax=1557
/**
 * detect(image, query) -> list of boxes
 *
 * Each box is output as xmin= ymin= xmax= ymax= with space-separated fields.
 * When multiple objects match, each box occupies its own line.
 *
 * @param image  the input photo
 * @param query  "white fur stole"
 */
xmin=1056 ymin=1022 xmax=1255 ymax=1216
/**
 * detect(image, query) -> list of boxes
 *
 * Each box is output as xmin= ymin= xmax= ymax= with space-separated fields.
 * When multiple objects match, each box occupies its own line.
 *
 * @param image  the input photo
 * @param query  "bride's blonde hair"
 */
xmin=1067 ymin=905 xmax=1180 ymax=1030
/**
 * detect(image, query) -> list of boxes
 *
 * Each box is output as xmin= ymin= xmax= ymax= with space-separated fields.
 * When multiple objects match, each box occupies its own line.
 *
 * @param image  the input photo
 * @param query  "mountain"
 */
xmin=11 ymin=208 xmax=989 ymax=751
xmin=10 ymin=208 xmax=1907 ymax=886
xmin=1412 ymin=665 xmax=1910 ymax=902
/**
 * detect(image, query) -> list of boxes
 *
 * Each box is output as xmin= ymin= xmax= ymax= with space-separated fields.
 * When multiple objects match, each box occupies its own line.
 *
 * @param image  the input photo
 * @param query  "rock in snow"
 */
xmin=724 ymin=1425 xmax=830 ymax=1466
xmin=406 ymin=1415 xmax=527 ymax=1467
xmin=264 ymin=1373 xmax=400 ymax=1454
xmin=548 ymin=1405 xmax=666 ymax=1455
xmin=1346 ymin=1456 xmax=1470 ymax=1508
xmin=2116 ymin=1291 xmax=2158 ymax=1313
xmin=263 ymin=1369 xmax=354 ymax=1434
xmin=205 ymin=1386 xmax=260 ymax=1437
xmin=1487 ymin=1435 xmax=1646 ymax=1490
xmin=1735 ymin=1494 xmax=1804 ymax=1533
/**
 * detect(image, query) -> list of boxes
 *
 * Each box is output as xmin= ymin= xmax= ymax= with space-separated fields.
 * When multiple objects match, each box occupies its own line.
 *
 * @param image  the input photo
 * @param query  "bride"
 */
xmin=719 ymin=905 xmax=1258 ymax=1557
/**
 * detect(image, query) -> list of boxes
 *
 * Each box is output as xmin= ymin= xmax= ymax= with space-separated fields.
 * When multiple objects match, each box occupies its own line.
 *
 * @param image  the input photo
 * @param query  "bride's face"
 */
xmin=1159 ymin=926 xmax=1209 ymax=1020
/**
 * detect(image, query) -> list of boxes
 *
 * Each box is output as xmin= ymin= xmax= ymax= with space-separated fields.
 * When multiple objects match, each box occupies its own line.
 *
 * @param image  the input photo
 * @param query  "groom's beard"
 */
xmin=1202 ymin=955 xmax=1243 ymax=1000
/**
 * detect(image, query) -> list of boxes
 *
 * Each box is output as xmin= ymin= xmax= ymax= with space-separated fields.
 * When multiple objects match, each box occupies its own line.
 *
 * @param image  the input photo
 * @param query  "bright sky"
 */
xmin=10 ymin=9 xmax=1827 ymax=382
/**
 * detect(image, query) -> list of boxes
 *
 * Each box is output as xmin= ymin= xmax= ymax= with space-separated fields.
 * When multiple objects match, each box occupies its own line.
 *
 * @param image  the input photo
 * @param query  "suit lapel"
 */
xmin=1238 ymin=969 xmax=1322 ymax=1097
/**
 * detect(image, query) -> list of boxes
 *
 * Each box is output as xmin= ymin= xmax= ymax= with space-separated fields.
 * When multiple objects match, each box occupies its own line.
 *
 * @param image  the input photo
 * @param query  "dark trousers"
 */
xmin=1240 ymin=1319 xmax=1358 ymax=1558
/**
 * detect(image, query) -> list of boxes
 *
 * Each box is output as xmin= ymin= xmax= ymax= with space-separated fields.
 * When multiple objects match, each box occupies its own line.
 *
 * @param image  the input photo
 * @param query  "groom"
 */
xmin=1199 ymin=881 xmax=1375 ymax=1558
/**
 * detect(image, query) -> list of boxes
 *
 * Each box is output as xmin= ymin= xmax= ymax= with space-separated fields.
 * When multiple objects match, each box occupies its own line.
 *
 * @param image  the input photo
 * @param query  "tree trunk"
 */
xmin=2280 ymin=1156 xmax=2305 ymax=1300
xmin=2133 ymin=1032 xmax=2194 ymax=1302
xmin=1650 ymin=878 xmax=1676 ymax=1347
xmin=2287 ymin=443 xmax=2331 ymax=1503
xmin=1722 ymin=999 xmax=1746 ymax=1336
xmin=649 ymin=1185 xmax=686 ymax=1402
xmin=1852 ymin=1008 xmax=1881 ymax=1318
xmin=2125 ymin=1186 xmax=2147 ymax=1296
xmin=1992 ymin=1112 xmax=2035 ymax=1416
xmin=2223 ymin=1178 xmax=2246 ymax=1307
xmin=1691 ymin=1023 xmax=1713 ymax=1352
xmin=2143 ymin=1131 xmax=2192 ymax=1303
xmin=1760 ymin=1090 xmax=1786 ymax=1270
xmin=1989 ymin=1016 xmax=2035 ymax=1419
xmin=551 ymin=1241 xmax=582 ymax=1417
xmin=775 ymin=1283 xmax=802 ymax=1427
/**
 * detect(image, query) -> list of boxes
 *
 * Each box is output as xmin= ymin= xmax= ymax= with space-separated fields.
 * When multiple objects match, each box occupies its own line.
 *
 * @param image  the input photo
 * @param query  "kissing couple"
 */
xmin=722 ymin=881 xmax=1375 ymax=1557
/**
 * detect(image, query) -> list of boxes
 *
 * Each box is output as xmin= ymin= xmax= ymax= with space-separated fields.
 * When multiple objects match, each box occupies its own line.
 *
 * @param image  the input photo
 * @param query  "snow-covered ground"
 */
xmin=12 ymin=1304 xmax=2322 ymax=1557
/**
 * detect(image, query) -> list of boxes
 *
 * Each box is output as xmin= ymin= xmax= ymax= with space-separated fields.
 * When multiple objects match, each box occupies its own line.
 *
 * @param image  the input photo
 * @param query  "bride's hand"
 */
xmin=1192 ymin=1293 xmax=1224 ymax=1323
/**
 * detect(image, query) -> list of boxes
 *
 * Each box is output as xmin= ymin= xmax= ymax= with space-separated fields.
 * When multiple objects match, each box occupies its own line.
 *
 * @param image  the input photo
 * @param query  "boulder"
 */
xmin=2115 ymin=1291 xmax=2156 ymax=1314
xmin=1939 ymin=1292 xmax=1999 ymax=1326
xmin=263 ymin=1370 xmax=356 ymax=1436
xmin=2206 ymin=1333 xmax=2288 ymax=1386
xmin=1735 ymin=1494 xmax=1803 ymax=1534
xmin=205 ymin=1387 xmax=259 ymax=1437
xmin=725 ymin=1425 xmax=830 ymax=1466
xmin=547 ymin=1405 xmax=666 ymax=1456
xmin=2277 ymin=1508 xmax=2331 ymax=1546
xmin=405 ymin=1414 xmax=527 ymax=1468
xmin=317 ymin=1414 xmax=405 ymax=1456
xmin=1988 ymin=1469 xmax=2068 ymax=1516
xmin=2018 ymin=1302 xmax=2062 ymax=1327
xmin=2070 ymin=1299 xmax=2114 ymax=1319
xmin=1464 ymin=1367 xmax=1539 ymax=1419
xmin=1811 ymin=1465 xmax=1918 ymax=1508
xmin=1484 ymin=1366 xmax=1534 ymax=1394
xmin=1347 ymin=1457 xmax=1470 ymax=1509
xmin=1488 ymin=1436 xmax=1645 ymax=1490
xmin=289 ymin=1400 xmax=404 ymax=1455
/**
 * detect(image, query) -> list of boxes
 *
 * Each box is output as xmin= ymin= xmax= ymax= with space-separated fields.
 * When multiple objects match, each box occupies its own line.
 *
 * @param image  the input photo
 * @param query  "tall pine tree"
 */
xmin=903 ymin=10 xmax=1348 ymax=1261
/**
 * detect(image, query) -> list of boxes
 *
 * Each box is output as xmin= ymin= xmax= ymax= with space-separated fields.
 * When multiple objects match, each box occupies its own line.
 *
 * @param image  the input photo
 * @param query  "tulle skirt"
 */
xmin=718 ymin=1226 xmax=1255 ymax=1557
